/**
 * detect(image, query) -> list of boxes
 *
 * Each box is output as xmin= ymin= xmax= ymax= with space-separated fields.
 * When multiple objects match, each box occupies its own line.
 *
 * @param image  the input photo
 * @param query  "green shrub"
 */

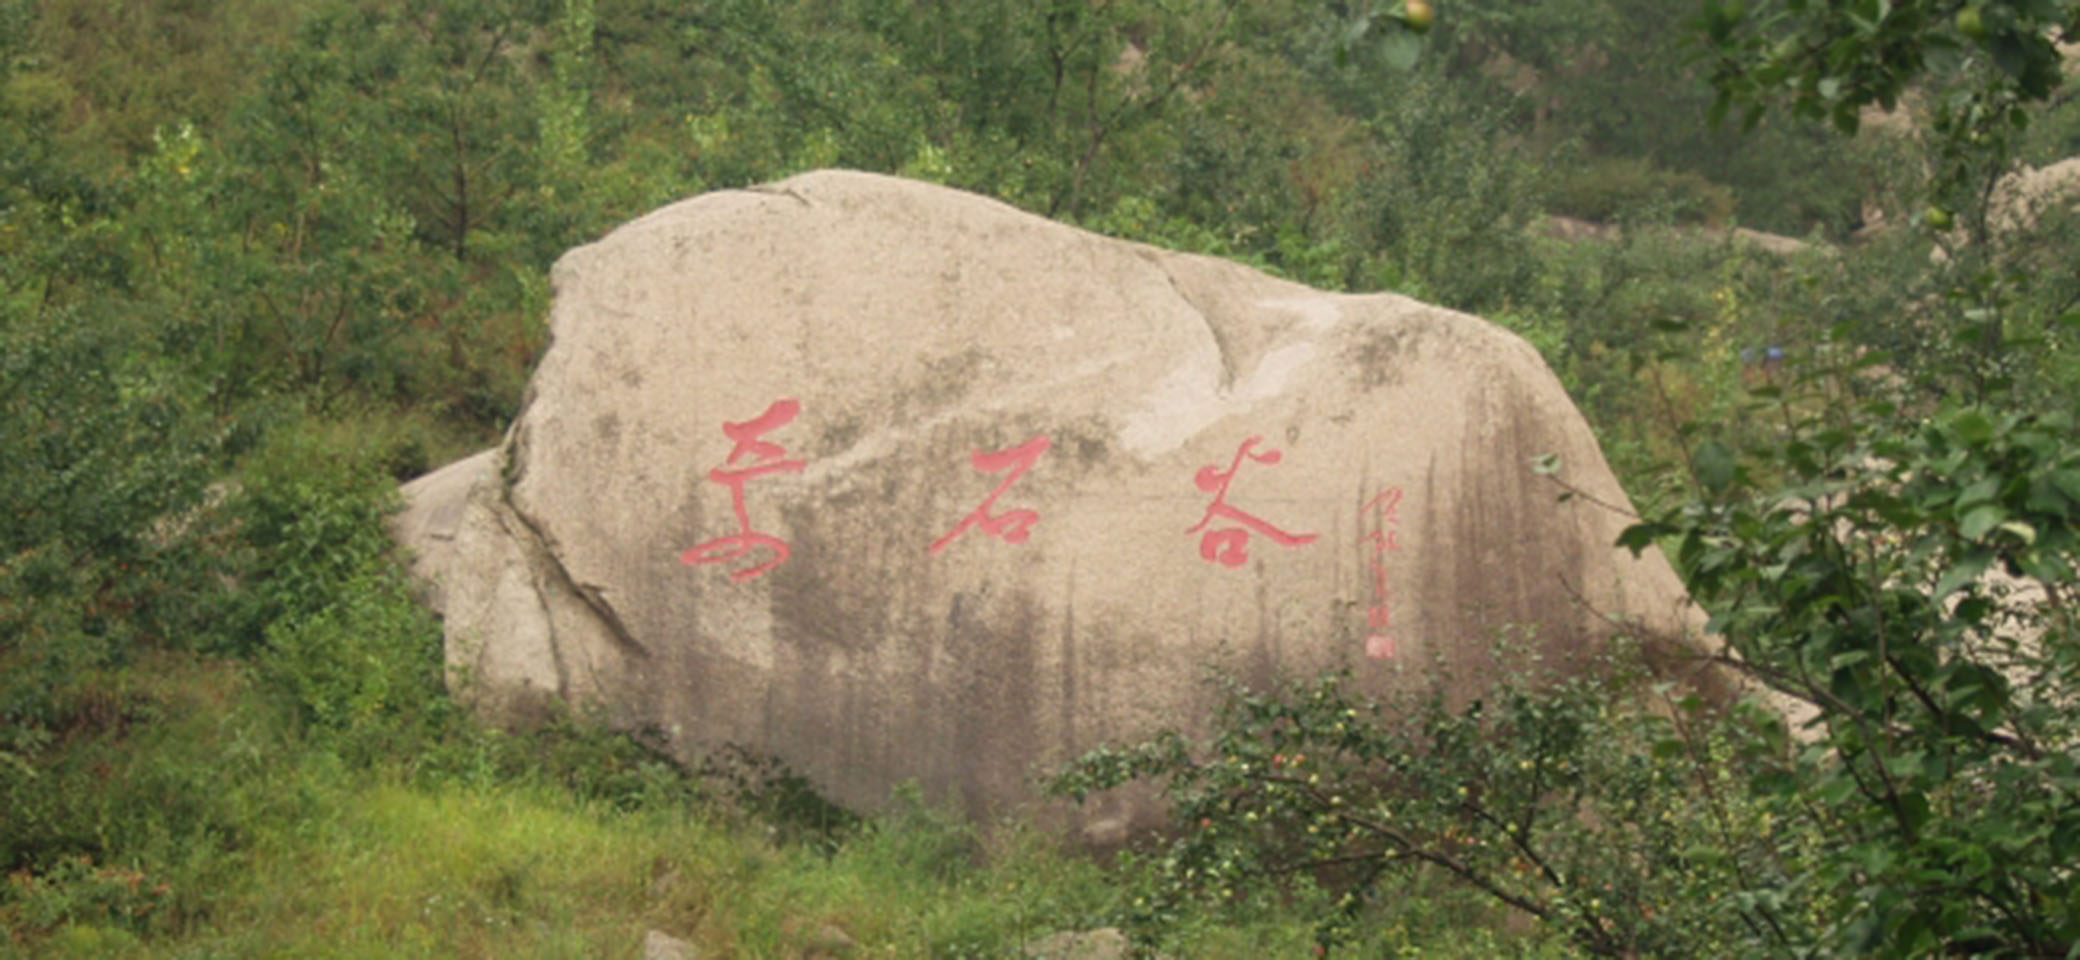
xmin=422 ymin=709 xmax=706 ymax=815
xmin=215 ymin=423 xmax=403 ymax=653
xmin=4 ymin=854 xmax=175 ymax=939
xmin=1050 ymin=638 xmax=1801 ymax=957
xmin=1345 ymin=66 xmax=1547 ymax=312
xmin=699 ymin=745 xmax=863 ymax=854
xmin=259 ymin=570 xmax=451 ymax=763
xmin=0 ymin=304 xmax=227 ymax=754
xmin=1623 ymin=388 xmax=2080 ymax=956
xmin=1546 ymin=155 xmax=1737 ymax=227
xmin=0 ymin=655 xmax=323 ymax=935
xmin=1507 ymin=228 xmax=1825 ymax=497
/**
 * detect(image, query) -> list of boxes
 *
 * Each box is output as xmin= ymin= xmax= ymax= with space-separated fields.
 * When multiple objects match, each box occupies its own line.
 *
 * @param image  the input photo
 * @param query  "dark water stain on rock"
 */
xmin=944 ymin=586 xmax=1045 ymax=821
xmin=1055 ymin=414 xmax=1119 ymax=476
xmin=816 ymin=414 xmax=865 ymax=459
xmin=736 ymin=426 xmax=1056 ymax=819
xmin=893 ymin=348 xmax=992 ymax=421
xmin=1347 ymin=323 xmax=1422 ymax=391
xmin=1057 ymin=560 xmax=1080 ymax=764
xmin=770 ymin=495 xmax=910 ymax=658
xmin=1419 ymin=379 xmax=1593 ymax=701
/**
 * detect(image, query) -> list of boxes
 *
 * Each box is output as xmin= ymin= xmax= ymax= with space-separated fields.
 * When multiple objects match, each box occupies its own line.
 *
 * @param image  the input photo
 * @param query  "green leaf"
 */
xmin=2025 ymin=478 xmax=2070 ymax=516
xmin=1377 ymin=30 xmax=1422 ymax=72
xmin=1695 ymin=439 xmax=1736 ymax=494
xmin=1957 ymin=476 xmax=2001 ymax=508
xmin=1948 ymin=409 xmax=1997 ymax=446
xmin=1990 ymin=34 xmax=2034 ymax=81
xmin=2051 ymin=469 xmax=2080 ymax=503
xmin=1959 ymin=504 xmax=2006 ymax=540
xmin=1995 ymin=520 xmax=2037 ymax=545
xmin=1933 ymin=550 xmax=1993 ymax=598
xmin=1883 ymin=751 xmax=1924 ymax=780
xmin=1896 ymin=790 xmax=1930 ymax=834
xmin=1615 ymin=522 xmax=1674 ymax=555
xmin=1832 ymin=103 xmax=1860 ymax=134
xmin=1953 ymin=596 xmax=1994 ymax=625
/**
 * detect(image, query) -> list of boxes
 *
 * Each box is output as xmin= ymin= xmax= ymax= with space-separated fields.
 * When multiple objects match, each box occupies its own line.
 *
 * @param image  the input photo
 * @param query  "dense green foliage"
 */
xmin=1050 ymin=4 xmax=2080 ymax=958
xmin=1051 ymin=644 xmax=1792 ymax=956
xmin=1639 ymin=391 xmax=2080 ymax=954
xmin=4 ymin=0 xmax=2077 ymax=953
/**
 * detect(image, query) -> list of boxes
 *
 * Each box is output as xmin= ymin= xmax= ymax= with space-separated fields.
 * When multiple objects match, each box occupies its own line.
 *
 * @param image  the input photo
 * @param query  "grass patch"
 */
xmin=5 ymin=654 xmax=1576 ymax=957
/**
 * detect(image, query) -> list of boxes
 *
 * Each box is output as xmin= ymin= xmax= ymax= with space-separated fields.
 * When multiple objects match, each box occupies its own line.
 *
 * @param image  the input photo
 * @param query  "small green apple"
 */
xmin=1403 ymin=0 xmax=1435 ymax=33
xmin=1956 ymin=5 xmax=1989 ymax=40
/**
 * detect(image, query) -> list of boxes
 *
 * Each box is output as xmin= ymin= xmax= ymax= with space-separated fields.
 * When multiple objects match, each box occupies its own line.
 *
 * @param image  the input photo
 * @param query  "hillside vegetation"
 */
xmin=5 ymin=0 xmax=2080 ymax=955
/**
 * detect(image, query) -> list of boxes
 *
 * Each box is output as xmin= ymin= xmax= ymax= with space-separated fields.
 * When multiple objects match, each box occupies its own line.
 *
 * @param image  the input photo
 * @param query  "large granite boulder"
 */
xmin=392 ymin=170 xmax=1699 ymax=835
xmin=1990 ymin=154 xmax=2080 ymax=236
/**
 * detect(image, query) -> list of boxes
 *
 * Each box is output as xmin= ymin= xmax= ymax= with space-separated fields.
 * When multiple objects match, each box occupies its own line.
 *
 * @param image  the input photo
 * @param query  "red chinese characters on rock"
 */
xmin=1362 ymin=487 xmax=1405 ymax=659
xmin=1186 ymin=436 xmax=1319 ymax=568
xmin=679 ymin=399 xmax=806 ymax=583
xmin=928 ymin=435 xmax=1052 ymax=555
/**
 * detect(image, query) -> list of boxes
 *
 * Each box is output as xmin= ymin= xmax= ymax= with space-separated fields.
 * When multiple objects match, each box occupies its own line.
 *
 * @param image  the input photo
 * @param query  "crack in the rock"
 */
xmin=500 ymin=422 xmax=531 ymax=490
xmin=1143 ymin=250 xmax=1236 ymax=389
xmin=489 ymin=502 xmax=575 ymax=700
xmin=496 ymin=481 xmax=653 ymax=661
xmin=745 ymin=183 xmax=812 ymax=206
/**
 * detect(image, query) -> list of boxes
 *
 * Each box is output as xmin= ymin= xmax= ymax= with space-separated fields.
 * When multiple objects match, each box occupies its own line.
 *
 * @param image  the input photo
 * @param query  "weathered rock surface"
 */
xmin=1024 ymin=927 xmax=1129 ymax=959
xmin=393 ymin=170 xmax=1699 ymax=835
xmin=1532 ymin=215 xmax=1814 ymax=255
xmin=643 ymin=929 xmax=696 ymax=960
xmin=1927 ymin=154 xmax=2080 ymax=261
xmin=1990 ymin=155 xmax=2080 ymax=235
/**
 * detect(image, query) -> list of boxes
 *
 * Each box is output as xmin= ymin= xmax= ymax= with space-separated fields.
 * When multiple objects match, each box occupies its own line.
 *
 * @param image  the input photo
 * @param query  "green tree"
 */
xmin=1701 ymin=0 xmax=2080 ymax=370
xmin=1 ymin=301 xmax=225 ymax=781
xmin=1641 ymin=7 xmax=2080 ymax=951
xmin=1051 ymin=647 xmax=1805 ymax=956
xmin=1621 ymin=389 xmax=2080 ymax=954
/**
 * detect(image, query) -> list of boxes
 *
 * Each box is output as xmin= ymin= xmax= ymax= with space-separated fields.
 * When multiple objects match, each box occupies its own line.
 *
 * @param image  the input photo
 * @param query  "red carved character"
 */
xmin=929 ymin=435 xmax=1052 ymax=555
xmin=680 ymin=399 xmax=807 ymax=582
xmin=1362 ymin=487 xmax=1405 ymax=659
xmin=1186 ymin=436 xmax=1318 ymax=568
